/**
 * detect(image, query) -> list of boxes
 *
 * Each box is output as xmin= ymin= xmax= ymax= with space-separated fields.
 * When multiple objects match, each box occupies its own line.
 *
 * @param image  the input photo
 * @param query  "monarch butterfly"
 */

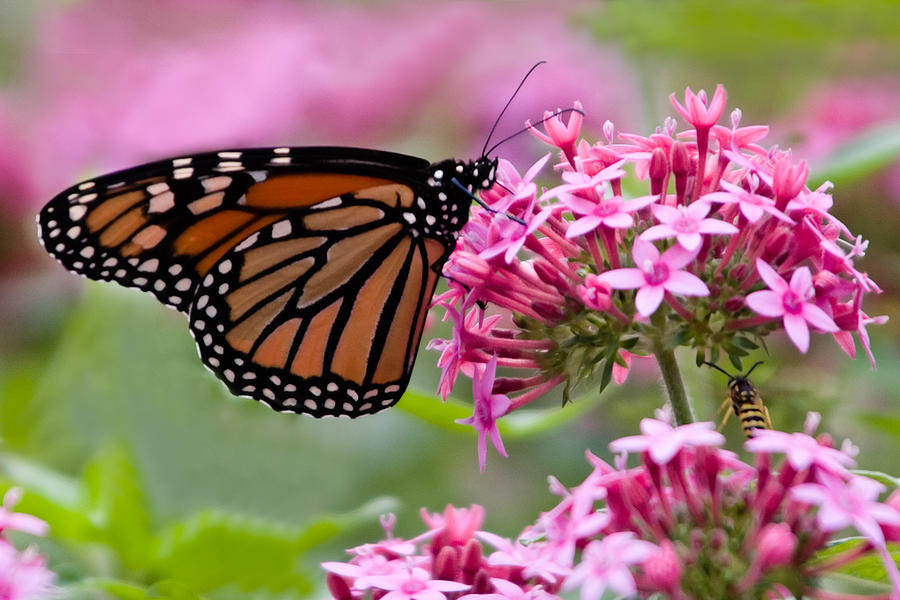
xmin=38 ymin=145 xmax=497 ymax=417
xmin=704 ymin=361 xmax=772 ymax=438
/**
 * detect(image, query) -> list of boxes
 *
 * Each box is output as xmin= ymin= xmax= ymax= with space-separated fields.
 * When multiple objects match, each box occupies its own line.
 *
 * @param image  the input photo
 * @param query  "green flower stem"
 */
xmin=653 ymin=343 xmax=695 ymax=425
xmin=649 ymin=312 xmax=695 ymax=425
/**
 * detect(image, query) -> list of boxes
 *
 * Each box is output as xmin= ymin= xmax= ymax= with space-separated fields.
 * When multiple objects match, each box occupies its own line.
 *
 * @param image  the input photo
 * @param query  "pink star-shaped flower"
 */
xmin=456 ymin=355 xmax=511 ymax=472
xmin=608 ymin=418 xmax=725 ymax=465
xmin=640 ymin=201 xmax=738 ymax=252
xmin=562 ymin=193 xmax=656 ymax=238
xmin=792 ymin=475 xmax=900 ymax=549
xmin=362 ymin=566 xmax=470 ymax=600
xmin=428 ymin=306 xmax=502 ymax=402
xmin=745 ymin=259 xmax=838 ymax=353
xmin=562 ymin=532 xmax=657 ymax=600
xmin=701 ymin=180 xmax=793 ymax=224
xmin=528 ymin=102 xmax=584 ymax=165
xmin=744 ymin=429 xmax=855 ymax=477
xmin=599 ymin=239 xmax=709 ymax=317
xmin=670 ymin=85 xmax=728 ymax=130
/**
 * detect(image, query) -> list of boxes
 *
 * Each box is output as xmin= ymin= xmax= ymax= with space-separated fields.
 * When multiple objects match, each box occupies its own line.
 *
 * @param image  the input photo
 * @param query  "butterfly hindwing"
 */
xmin=189 ymin=186 xmax=448 ymax=416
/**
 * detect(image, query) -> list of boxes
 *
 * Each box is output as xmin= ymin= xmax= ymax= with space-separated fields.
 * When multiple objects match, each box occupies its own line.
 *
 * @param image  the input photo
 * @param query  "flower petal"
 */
xmin=599 ymin=268 xmax=646 ymax=289
xmin=802 ymin=303 xmax=839 ymax=333
xmin=635 ymin=285 xmax=665 ymax=316
xmin=783 ymin=312 xmax=811 ymax=353
xmin=664 ymin=271 xmax=710 ymax=296
xmin=745 ymin=290 xmax=784 ymax=317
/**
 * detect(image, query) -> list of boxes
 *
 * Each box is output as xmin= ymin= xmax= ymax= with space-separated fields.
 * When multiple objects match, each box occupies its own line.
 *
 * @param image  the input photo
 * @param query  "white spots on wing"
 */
xmin=217 ymin=151 xmax=243 ymax=159
xmin=271 ymin=220 xmax=292 ymax=239
xmin=78 ymin=181 xmax=96 ymax=191
xmin=203 ymin=274 xmax=214 ymax=287
xmin=304 ymin=399 xmax=317 ymax=411
xmin=248 ymin=170 xmax=267 ymax=182
xmin=202 ymin=176 xmax=232 ymax=193
xmin=194 ymin=319 xmax=205 ymax=330
xmin=326 ymin=382 xmax=339 ymax=392
xmin=103 ymin=258 xmax=118 ymax=267
xmin=273 ymin=147 xmax=290 ymax=154
xmin=224 ymin=369 xmax=235 ymax=382
xmin=153 ymin=280 xmax=166 ymax=292
xmin=425 ymin=215 xmax=436 ymax=226
xmin=208 ymin=357 xmax=220 ymax=367
xmin=173 ymin=167 xmax=194 ymax=180
xmin=203 ymin=333 xmax=212 ymax=346
xmin=417 ymin=197 xmax=426 ymax=209
xmin=217 ymin=161 xmax=243 ymax=172
xmin=172 ymin=157 xmax=193 ymax=167
xmin=78 ymin=193 xmax=98 ymax=204
xmin=218 ymin=259 xmax=232 ymax=274
xmin=69 ymin=205 xmax=87 ymax=221
xmin=169 ymin=264 xmax=183 ymax=275
xmin=206 ymin=305 xmax=217 ymax=318
xmin=324 ymin=399 xmax=336 ymax=410
xmin=235 ymin=232 xmax=260 ymax=252
xmin=270 ymin=156 xmax=291 ymax=165
xmin=175 ymin=277 xmax=192 ymax=291
xmin=217 ymin=283 xmax=229 ymax=294
xmin=132 ymin=277 xmax=148 ymax=287
xmin=403 ymin=212 xmax=416 ymax=224
xmin=138 ymin=258 xmax=159 ymax=273
xmin=79 ymin=247 xmax=95 ymax=258
xmin=147 ymin=182 xmax=170 ymax=195
xmin=148 ymin=191 xmax=175 ymax=213
xmin=315 ymin=197 xmax=342 ymax=209
xmin=115 ymin=268 xmax=126 ymax=278
xmin=66 ymin=226 xmax=81 ymax=239
xmin=309 ymin=386 xmax=321 ymax=397
xmin=196 ymin=295 xmax=209 ymax=309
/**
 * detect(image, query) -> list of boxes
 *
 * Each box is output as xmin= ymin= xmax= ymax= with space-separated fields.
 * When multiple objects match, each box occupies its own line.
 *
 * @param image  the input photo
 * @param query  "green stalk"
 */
xmin=649 ymin=312 xmax=695 ymax=425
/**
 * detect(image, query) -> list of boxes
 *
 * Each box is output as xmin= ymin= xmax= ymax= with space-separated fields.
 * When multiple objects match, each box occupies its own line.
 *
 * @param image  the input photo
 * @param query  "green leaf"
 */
xmin=856 ymin=413 xmax=900 ymax=440
xmin=813 ymin=538 xmax=899 ymax=589
xmin=152 ymin=509 xmax=313 ymax=594
xmin=83 ymin=443 xmax=155 ymax=570
xmin=79 ymin=578 xmax=151 ymax=600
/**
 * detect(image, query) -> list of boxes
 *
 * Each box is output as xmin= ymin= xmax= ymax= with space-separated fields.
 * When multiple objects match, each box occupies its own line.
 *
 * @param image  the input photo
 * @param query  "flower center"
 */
xmin=673 ymin=216 xmax=697 ymax=234
xmin=644 ymin=261 xmax=669 ymax=285
xmin=596 ymin=200 xmax=620 ymax=217
xmin=401 ymin=580 xmax=427 ymax=595
xmin=782 ymin=290 xmax=803 ymax=314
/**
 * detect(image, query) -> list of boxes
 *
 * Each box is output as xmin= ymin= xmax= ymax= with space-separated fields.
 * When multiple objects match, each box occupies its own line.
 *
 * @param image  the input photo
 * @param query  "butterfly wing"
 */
xmin=38 ymin=147 xmax=463 ymax=417
xmin=190 ymin=186 xmax=448 ymax=416
xmin=37 ymin=147 xmax=432 ymax=311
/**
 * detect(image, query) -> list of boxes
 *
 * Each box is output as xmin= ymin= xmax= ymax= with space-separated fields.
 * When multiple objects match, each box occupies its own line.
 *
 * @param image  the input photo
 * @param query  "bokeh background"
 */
xmin=0 ymin=1 xmax=898 ymax=598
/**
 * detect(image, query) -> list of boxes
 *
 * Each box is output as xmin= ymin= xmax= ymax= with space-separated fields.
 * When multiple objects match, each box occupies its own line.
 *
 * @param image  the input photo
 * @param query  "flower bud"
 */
xmin=755 ymin=523 xmax=797 ymax=569
xmin=326 ymin=573 xmax=353 ymax=600
xmin=643 ymin=540 xmax=683 ymax=594
xmin=724 ymin=296 xmax=745 ymax=312
xmin=578 ymin=274 xmax=612 ymax=311
xmin=434 ymin=545 xmax=460 ymax=581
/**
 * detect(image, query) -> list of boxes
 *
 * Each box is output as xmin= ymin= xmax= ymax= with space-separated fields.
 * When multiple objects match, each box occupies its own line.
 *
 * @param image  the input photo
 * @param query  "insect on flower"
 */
xmin=704 ymin=361 xmax=772 ymax=439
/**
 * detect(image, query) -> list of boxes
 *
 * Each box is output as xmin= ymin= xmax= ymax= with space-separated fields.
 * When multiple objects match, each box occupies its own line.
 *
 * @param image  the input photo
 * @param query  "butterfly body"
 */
xmin=39 ymin=146 xmax=497 ymax=417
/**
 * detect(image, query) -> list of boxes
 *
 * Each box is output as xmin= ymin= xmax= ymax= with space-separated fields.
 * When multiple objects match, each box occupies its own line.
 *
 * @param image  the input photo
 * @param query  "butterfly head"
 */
xmin=421 ymin=156 xmax=498 ymax=238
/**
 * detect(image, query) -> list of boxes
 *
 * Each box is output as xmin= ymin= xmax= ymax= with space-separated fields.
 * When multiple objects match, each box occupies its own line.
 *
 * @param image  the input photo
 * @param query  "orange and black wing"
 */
xmin=38 ymin=146 xmax=483 ymax=417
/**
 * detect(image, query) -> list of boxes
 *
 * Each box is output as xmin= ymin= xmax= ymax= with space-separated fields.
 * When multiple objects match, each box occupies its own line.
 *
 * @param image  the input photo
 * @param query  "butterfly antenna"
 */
xmin=481 ymin=61 xmax=547 ymax=158
xmin=485 ymin=107 xmax=585 ymax=157
xmin=703 ymin=361 xmax=733 ymax=378
xmin=451 ymin=178 xmax=526 ymax=225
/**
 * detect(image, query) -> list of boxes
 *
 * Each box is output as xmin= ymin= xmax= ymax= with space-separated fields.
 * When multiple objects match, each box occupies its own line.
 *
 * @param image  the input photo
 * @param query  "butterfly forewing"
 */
xmin=38 ymin=146 xmax=492 ymax=417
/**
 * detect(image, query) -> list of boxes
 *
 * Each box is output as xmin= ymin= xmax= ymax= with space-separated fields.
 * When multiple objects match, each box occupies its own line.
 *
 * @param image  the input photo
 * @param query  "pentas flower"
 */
xmin=0 ymin=488 xmax=55 ymax=600
xmin=326 ymin=419 xmax=900 ymax=598
xmin=431 ymin=86 xmax=884 ymax=450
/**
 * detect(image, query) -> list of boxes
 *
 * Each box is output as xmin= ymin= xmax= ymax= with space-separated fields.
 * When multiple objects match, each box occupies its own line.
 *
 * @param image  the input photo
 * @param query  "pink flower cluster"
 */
xmin=323 ymin=416 xmax=900 ymax=599
xmin=431 ymin=86 xmax=885 ymax=458
xmin=0 ymin=488 xmax=55 ymax=600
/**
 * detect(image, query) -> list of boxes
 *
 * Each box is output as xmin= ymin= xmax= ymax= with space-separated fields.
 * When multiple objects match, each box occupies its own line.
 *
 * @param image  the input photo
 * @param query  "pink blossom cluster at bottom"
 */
xmin=323 ymin=415 xmax=900 ymax=599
